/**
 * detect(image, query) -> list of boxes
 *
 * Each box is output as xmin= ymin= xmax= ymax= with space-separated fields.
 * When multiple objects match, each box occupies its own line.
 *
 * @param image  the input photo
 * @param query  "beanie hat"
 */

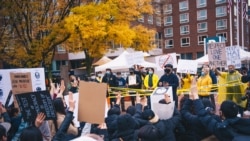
xmin=142 ymin=109 xmax=159 ymax=123
xmin=126 ymin=106 xmax=136 ymax=116
xmin=107 ymin=106 xmax=121 ymax=116
xmin=117 ymin=114 xmax=136 ymax=131
xmin=164 ymin=64 xmax=173 ymax=69
xmin=138 ymin=124 xmax=160 ymax=141
xmin=220 ymin=100 xmax=239 ymax=118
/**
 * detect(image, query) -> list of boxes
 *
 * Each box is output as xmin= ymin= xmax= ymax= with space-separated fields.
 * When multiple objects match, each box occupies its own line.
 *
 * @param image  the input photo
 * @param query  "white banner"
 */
xmin=0 ymin=68 xmax=45 ymax=105
xmin=177 ymin=59 xmax=198 ymax=74
xmin=225 ymin=46 xmax=241 ymax=68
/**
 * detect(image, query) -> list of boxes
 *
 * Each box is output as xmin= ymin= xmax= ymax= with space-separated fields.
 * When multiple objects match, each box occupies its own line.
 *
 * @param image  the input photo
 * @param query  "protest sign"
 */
xmin=207 ymin=43 xmax=227 ymax=67
xmin=150 ymin=87 xmax=173 ymax=111
xmin=153 ymin=102 xmax=175 ymax=120
xmin=10 ymin=72 xmax=33 ymax=95
xmin=155 ymin=53 xmax=177 ymax=70
xmin=225 ymin=46 xmax=241 ymax=68
xmin=177 ymin=59 xmax=198 ymax=74
xmin=0 ymin=68 xmax=45 ymax=104
xmin=78 ymin=81 xmax=107 ymax=124
xmin=15 ymin=91 xmax=56 ymax=122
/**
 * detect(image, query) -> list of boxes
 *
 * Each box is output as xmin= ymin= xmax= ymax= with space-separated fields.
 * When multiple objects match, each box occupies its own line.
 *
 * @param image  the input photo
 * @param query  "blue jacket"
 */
xmin=193 ymin=99 xmax=250 ymax=141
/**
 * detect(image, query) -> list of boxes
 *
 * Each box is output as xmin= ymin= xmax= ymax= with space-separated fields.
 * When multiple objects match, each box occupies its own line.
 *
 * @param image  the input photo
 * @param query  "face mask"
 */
xmin=148 ymin=71 xmax=153 ymax=74
xmin=91 ymin=76 xmax=96 ymax=80
xmin=106 ymin=71 xmax=110 ymax=74
xmin=130 ymin=71 xmax=134 ymax=75
xmin=164 ymin=69 xmax=171 ymax=74
xmin=229 ymin=70 xmax=235 ymax=74
xmin=98 ymin=74 xmax=102 ymax=77
xmin=201 ymin=72 xmax=205 ymax=76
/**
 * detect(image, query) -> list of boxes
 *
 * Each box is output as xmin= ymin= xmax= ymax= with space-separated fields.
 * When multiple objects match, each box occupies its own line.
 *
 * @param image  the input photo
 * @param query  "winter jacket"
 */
xmin=193 ymin=99 xmax=250 ymax=141
xmin=144 ymin=74 xmax=159 ymax=89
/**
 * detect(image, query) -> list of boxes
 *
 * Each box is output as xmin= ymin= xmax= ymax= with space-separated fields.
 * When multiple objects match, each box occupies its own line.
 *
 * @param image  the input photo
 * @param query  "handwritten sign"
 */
xmin=177 ymin=59 xmax=198 ymax=74
xmin=155 ymin=53 xmax=177 ymax=70
xmin=225 ymin=46 xmax=241 ymax=68
xmin=15 ymin=91 xmax=56 ymax=122
xmin=153 ymin=102 xmax=175 ymax=120
xmin=10 ymin=72 xmax=33 ymax=94
xmin=207 ymin=43 xmax=227 ymax=67
xmin=128 ymin=75 xmax=136 ymax=85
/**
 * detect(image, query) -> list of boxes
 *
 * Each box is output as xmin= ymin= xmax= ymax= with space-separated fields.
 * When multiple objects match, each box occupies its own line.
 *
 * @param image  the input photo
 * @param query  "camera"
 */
xmin=241 ymin=90 xmax=250 ymax=101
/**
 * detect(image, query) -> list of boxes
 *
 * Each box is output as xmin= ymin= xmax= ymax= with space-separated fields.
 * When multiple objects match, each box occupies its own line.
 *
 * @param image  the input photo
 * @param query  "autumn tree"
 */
xmin=64 ymin=0 xmax=155 ymax=73
xmin=0 ymin=0 xmax=78 ymax=68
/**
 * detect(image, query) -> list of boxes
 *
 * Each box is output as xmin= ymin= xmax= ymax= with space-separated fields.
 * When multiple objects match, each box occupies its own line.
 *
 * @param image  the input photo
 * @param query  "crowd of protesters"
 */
xmin=0 ymin=63 xmax=250 ymax=141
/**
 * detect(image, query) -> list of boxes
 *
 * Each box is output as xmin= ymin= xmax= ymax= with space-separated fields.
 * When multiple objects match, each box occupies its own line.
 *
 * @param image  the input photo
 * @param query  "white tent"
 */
xmin=95 ymin=51 xmax=157 ymax=72
xmin=93 ymin=56 xmax=112 ymax=66
xmin=195 ymin=54 xmax=208 ymax=64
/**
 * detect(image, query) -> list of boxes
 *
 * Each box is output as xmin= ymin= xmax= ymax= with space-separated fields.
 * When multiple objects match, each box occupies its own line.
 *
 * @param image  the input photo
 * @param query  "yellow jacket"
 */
xmin=197 ymin=74 xmax=212 ymax=96
xmin=182 ymin=74 xmax=193 ymax=89
xmin=144 ymin=74 xmax=159 ymax=89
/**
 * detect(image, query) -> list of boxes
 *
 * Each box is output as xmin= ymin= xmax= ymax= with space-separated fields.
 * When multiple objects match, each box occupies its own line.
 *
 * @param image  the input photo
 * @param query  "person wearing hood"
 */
xmin=190 ymin=78 xmax=250 ymax=141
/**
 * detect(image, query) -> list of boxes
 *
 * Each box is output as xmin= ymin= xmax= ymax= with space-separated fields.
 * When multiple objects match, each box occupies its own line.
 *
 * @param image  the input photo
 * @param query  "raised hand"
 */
xmin=68 ymin=91 xmax=75 ymax=112
xmin=35 ymin=113 xmax=46 ymax=127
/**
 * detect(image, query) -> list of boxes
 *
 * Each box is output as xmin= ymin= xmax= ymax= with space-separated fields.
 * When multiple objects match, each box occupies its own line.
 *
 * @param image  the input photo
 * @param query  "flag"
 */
xmin=237 ymin=0 xmax=241 ymax=15
xmin=227 ymin=0 xmax=232 ymax=13
xmin=242 ymin=0 xmax=247 ymax=20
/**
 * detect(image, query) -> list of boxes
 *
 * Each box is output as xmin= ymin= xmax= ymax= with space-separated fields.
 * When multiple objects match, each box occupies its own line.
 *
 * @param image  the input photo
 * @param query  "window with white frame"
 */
xmin=198 ymin=35 xmax=208 ymax=45
xmin=164 ymin=16 xmax=173 ymax=26
xmin=216 ymin=6 xmax=227 ymax=17
xmin=216 ymin=32 xmax=227 ymax=41
xmin=180 ymin=25 xmax=190 ymax=35
xmin=180 ymin=13 xmax=189 ymax=23
xmin=197 ymin=9 xmax=207 ymax=20
xmin=181 ymin=37 xmax=190 ymax=47
xmin=156 ymin=17 xmax=161 ymax=26
xmin=215 ymin=0 xmax=226 ymax=4
xmin=179 ymin=0 xmax=189 ymax=11
xmin=197 ymin=0 xmax=206 ymax=8
xmin=57 ymin=45 xmax=66 ymax=53
xmin=155 ymin=5 xmax=161 ymax=15
xmin=164 ymin=28 xmax=173 ymax=37
xmin=216 ymin=19 xmax=227 ymax=30
xmin=163 ymin=4 xmax=172 ymax=14
xmin=148 ymin=15 xmax=153 ymax=24
xmin=138 ymin=15 xmax=144 ymax=22
xmin=165 ymin=39 xmax=174 ymax=48
xmin=197 ymin=22 xmax=207 ymax=32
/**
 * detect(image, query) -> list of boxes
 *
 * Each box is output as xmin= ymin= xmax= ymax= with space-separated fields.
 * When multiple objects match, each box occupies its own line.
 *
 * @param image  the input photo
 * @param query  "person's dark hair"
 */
xmin=164 ymin=64 xmax=173 ymax=69
xmin=220 ymin=100 xmax=239 ymax=118
xmin=0 ymin=125 xmax=6 ymax=140
xmin=126 ymin=106 xmax=136 ymax=116
xmin=53 ymin=98 xmax=67 ymax=132
xmin=19 ymin=126 xmax=43 ymax=141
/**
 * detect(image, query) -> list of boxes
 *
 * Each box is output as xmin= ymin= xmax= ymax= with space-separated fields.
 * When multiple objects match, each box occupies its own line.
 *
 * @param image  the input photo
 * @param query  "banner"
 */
xmin=225 ymin=46 xmax=241 ymax=68
xmin=15 ymin=91 xmax=56 ymax=122
xmin=207 ymin=43 xmax=227 ymax=67
xmin=150 ymin=87 xmax=173 ymax=111
xmin=155 ymin=53 xmax=177 ymax=70
xmin=78 ymin=81 xmax=107 ymax=124
xmin=0 ymin=68 xmax=45 ymax=105
xmin=177 ymin=59 xmax=198 ymax=74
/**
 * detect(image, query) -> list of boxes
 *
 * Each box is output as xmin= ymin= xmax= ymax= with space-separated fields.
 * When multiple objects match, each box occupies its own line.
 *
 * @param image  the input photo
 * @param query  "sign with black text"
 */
xmin=15 ymin=91 xmax=56 ymax=122
xmin=207 ymin=43 xmax=227 ymax=67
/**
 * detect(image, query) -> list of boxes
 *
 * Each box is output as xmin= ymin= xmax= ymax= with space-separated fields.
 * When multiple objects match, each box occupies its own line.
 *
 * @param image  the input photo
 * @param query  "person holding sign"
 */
xmin=158 ymin=64 xmax=179 ymax=107
xmin=214 ymin=65 xmax=246 ymax=116
xmin=126 ymin=68 xmax=142 ymax=106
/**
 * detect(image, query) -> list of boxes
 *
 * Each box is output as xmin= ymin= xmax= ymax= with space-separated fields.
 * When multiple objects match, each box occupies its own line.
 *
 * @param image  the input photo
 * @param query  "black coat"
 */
xmin=102 ymin=73 xmax=117 ymax=87
xmin=193 ymin=99 xmax=250 ymax=141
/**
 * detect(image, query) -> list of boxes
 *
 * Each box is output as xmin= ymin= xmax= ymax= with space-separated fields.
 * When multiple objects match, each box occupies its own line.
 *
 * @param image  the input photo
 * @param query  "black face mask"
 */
xmin=229 ymin=70 xmax=235 ymax=74
xmin=164 ymin=69 xmax=171 ymax=74
xmin=130 ymin=71 xmax=134 ymax=75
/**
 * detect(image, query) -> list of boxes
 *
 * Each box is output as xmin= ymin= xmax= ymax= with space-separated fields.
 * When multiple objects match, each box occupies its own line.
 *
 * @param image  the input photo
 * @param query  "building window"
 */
xmin=198 ymin=35 xmax=208 ymax=45
xmin=216 ymin=32 xmax=227 ymax=41
xmin=181 ymin=37 xmax=190 ymax=47
xmin=180 ymin=13 xmax=189 ymax=23
xmin=215 ymin=0 xmax=226 ymax=4
xmin=155 ymin=5 xmax=161 ymax=15
xmin=163 ymin=4 xmax=172 ymax=14
xmin=57 ymin=45 xmax=66 ymax=53
xmin=180 ymin=25 xmax=190 ymax=35
xmin=197 ymin=9 xmax=207 ymax=20
xmin=179 ymin=0 xmax=189 ymax=11
xmin=164 ymin=28 xmax=173 ymax=37
xmin=216 ymin=19 xmax=227 ymax=30
xmin=197 ymin=0 xmax=207 ymax=8
xmin=216 ymin=6 xmax=227 ymax=17
xmin=164 ymin=16 xmax=173 ymax=26
xmin=197 ymin=22 xmax=207 ymax=33
xmin=148 ymin=15 xmax=153 ymax=24
xmin=181 ymin=53 xmax=193 ymax=59
xmin=138 ymin=15 xmax=144 ymax=22
xmin=156 ymin=16 xmax=161 ymax=26
xmin=197 ymin=52 xmax=204 ymax=58
xmin=165 ymin=39 xmax=174 ymax=48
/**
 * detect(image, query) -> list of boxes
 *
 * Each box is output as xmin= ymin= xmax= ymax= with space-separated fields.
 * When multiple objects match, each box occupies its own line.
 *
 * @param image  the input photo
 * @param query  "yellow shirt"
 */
xmin=197 ymin=74 xmax=212 ymax=96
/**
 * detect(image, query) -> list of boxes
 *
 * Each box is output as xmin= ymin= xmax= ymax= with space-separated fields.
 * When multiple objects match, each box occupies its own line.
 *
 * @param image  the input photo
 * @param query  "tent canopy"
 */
xmin=93 ymin=56 xmax=112 ymax=66
xmin=95 ymin=51 xmax=157 ymax=72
